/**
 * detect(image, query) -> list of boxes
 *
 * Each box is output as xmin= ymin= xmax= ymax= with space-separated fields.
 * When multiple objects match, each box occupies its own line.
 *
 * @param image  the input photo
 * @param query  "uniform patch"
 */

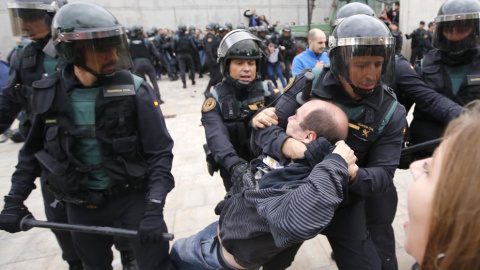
xmin=207 ymin=37 xmax=213 ymax=42
xmin=202 ymin=97 xmax=217 ymax=112
xmin=284 ymin=76 xmax=296 ymax=92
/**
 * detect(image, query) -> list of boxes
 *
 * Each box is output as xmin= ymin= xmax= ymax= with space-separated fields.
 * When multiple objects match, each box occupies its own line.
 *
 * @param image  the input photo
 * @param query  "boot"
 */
xmin=183 ymin=82 xmax=187 ymax=89
xmin=120 ymin=250 xmax=138 ymax=270
xmin=192 ymin=79 xmax=196 ymax=86
xmin=68 ymin=260 xmax=84 ymax=270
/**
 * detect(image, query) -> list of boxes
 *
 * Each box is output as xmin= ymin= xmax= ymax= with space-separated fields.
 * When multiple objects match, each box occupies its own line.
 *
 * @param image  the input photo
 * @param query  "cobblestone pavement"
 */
xmin=0 ymin=75 xmax=416 ymax=269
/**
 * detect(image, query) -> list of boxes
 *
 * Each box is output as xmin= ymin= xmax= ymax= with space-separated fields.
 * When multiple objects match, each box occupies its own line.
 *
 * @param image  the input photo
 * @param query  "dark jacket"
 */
xmin=254 ymin=68 xmax=406 ymax=197
xmin=8 ymin=65 xmax=174 ymax=203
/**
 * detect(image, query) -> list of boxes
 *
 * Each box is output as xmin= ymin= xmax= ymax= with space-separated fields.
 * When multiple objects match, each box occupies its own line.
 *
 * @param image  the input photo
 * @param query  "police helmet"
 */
xmin=247 ymin=26 xmax=256 ymax=33
xmin=206 ymin=22 xmax=218 ymax=31
xmin=329 ymin=14 xmax=395 ymax=97
xmin=257 ymin=25 xmax=267 ymax=33
xmin=267 ymin=25 xmax=275 ymax=32
xmin=146 ymin=29 xmax=155 ymax=37
xmin=218 ymin=29 xmax=262 ymax=79
xmin=282 ymin=25 xmax=291 ymax=32
xmin=7 ymin=0 xmax=67 ymax=37
xmin=331 ymin=2 xmax=376 ymax=29
xmin=178 ymin=24 xmax=187 ymax=33
xmin=131 ymin=24 xmax=143 ymax=37
xmin=52 ymin=2 xmax=131 ymax=75
xmin=236 ymin=23 xmax=246 ymax=30
xmin=218 ymin=25 xmax=228 ymax=33
xmin=225 ymin=22 xmax=233 ymax=31
xmin=151 ymin=26 xmax=158 ymax=33
xmin=188 ymin=25 xmax=196 ymax=33
xmin=433 ymin=0 xmax=480 ymax=54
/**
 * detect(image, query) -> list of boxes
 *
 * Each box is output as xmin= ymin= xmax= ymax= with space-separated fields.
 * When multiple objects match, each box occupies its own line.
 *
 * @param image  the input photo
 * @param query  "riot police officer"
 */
xmin=0 ymin=2 xmax=175 ymax=269
xmin=0 ymin=1 xmax=84 ymax=269
xmin=257 ymin=25 xmax=269 ymax=81
xmin=276 ymin=25 xmax=297 ymax=82
xmin=189 ymin=25 xmax=204 ymax=78
xmin=267 ymin=25 xmax=280 ymax=45
xmin=174 ymin=24 xmax=196 ymax=89
xmin=201 ymin=29 xmax=280 ymax=192
xmin=410 ymin=0 xmax=480 ymax=154
xmin=252 ymin=15 xmax=406 ymax=270
xmin=129 ymin=25 xmax=164 ymax=103
xmin=204 ymin=22 xmax=222 ymax=93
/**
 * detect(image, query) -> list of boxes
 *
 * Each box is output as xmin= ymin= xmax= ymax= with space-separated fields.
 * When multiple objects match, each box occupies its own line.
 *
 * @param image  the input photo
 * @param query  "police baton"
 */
xmin=19 ymin=215 xmax=174 ymax=241
xmin=401 ymin=138 xmax=442 ymax=156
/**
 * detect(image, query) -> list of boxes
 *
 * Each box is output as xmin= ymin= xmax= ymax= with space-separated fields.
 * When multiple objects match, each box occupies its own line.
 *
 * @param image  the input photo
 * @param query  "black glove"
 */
xmin=138 ymin=201 xmax=165 ymax=244
xmin=304 ymin=137 xmax=333 ymax=168
xmin=229 ymin=160 xmax=249 ymax=195
xmin=0 ymin=195 xmax=32 ymax=233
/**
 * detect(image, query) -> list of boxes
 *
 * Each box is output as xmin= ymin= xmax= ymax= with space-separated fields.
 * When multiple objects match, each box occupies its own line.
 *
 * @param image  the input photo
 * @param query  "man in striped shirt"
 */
xmin=171 ymin=100 xmax=358 ymax=270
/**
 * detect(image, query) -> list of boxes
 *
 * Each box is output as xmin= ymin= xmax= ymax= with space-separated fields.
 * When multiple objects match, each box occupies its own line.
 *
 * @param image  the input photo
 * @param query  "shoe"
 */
xmin=0 ymin=134 xmax=8 ymax=143
xmin=120 ymin=250 xmax=139 ymax=270
xmin=199 ymin=74 xmax=203 ymax=78
xmin=68 ymin=260 xmax=84 ymax=270
xmin=192 ymin=80 xmax=196 ymax=85
xmin=159 ymin=99 xmax=165 ymax=105
xmin=183 ymin=83 xmax=187 ymax=89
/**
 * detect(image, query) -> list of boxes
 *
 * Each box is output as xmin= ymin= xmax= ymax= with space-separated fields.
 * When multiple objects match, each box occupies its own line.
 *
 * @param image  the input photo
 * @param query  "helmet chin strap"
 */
xmin=225 ymin=74 xmax=254 ymax=91
xmin=352 ymin=84 xmax=376 ymax=98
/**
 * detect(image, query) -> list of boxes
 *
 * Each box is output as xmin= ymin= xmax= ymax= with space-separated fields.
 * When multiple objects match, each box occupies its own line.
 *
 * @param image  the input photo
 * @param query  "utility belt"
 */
xmin=46 ymin=175 xmax=148 ymax=209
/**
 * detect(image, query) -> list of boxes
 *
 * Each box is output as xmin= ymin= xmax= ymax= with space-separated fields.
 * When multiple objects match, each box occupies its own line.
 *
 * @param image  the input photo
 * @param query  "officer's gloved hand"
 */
xmin=138 ymin=201 xmax=165 ymax=244
xmin=304 ymin=137 xmax=334 ymax=168
xmin=0 ymin=195 xmax=32 ymax=233
xmin=229 ymin=160 xmax=249 ymax=195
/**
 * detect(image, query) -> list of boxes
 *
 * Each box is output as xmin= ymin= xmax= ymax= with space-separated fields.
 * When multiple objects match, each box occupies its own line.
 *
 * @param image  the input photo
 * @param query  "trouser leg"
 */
xmin=323 ymin=199 xmax=381 ymax=270
xmin=178 ymin=55 xmax=187 ymax=85
xmin=40 ymin=178 xmax=82 ymax=265
xmin=365 ymin=189 xmax=399 ymax=270
xmin=145 ymin=63 xmax=161 ymax=99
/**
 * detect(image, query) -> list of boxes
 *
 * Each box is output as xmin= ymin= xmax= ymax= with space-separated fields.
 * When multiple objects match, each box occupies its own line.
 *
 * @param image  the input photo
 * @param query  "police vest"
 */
xmin=211 ymin=81 xmax=271 ymax=158
xmin=420 ymin=50 xmax=480 ymax=107
xmin=310 ymin=67 xmax=398 ymax=166
xmin=129 ymin=37 xmax=151 ymax=59
xmin=175 ymin=34 xmax=192 ymax=54
xmin=31 ymin=70 xmax=146 ymax=200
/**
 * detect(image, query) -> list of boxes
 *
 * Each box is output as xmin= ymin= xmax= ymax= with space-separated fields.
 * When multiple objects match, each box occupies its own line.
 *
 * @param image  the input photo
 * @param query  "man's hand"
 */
xmin=229 ymin=160 xmax=249 ymax=194
xmin=304 ymin=137 xmax=332 ymax=168
xmin=333 ymin=141 xmax=359 ymax=181
xmin=280 ymin=46 xmax=286 ymax=51
xmin=315 ymin=60 xmax=324 ymax=68
xmin=138 ymin=202 xmax=165 ymax=244
xmin=0 ymin=195 xmax=32 ymax=233
xmin=252 ymin=108 xmax=278 ymax=129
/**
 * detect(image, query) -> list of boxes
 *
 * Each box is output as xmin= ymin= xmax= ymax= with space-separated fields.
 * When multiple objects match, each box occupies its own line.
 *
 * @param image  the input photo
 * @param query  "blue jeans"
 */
xmin=171 ymin=221 xmax=223 ymax=270
xmin=267 ymin=62 xmax=287 ymax=88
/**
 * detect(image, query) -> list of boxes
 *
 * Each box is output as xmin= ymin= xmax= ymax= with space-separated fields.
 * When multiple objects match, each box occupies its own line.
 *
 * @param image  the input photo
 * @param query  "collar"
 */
xmin=62 ymin=64 xmax=100 ymax=91
xmin=315 ymin=70 xmax=384 ymax=111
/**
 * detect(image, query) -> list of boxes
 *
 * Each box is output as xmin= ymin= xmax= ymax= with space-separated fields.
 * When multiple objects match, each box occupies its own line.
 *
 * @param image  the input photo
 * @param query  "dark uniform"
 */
xmin=276 ymin=27 xmax=297 ymax=82
xmin=0 ymin=3 xmax=175 ymax=270
xmin=174 ymin=26 xmax=197 ymax=88
xmin=254 ymin=15 xmax=406 ymax=270
xmin=406 ymin=25 xmax=427 ymax=64
xmin=129 ymin=30 xmax=164 ymax=102
xmin=203 ymin=80 xmax=280 ymax=191
xmin=410 ymin=0 xmax=480 ymax=154
xmin=202 ymin=29 xmax=281 ymax=192
xmin=204 ymin=30 xmax=222 ymax=93
xmin=190 ymin=26 xmax=204 ymax=78
xmin=392 ymin=29 xmax=403 ymax=56
xmin=153 ymin=33 xmax=178 ymax=81
xmin=0 ymin=1 xmax=82 ymax=268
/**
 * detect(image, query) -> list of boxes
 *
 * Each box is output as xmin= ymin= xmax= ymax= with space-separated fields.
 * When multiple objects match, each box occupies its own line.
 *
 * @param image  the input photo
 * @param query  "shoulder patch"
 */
xmin=202 ymin=97 xmax=217 ymax=112
xmin=207 ymin=37 xmax=213 ymax=43
xmin=284 ymin=76 xmax=296 ymax=92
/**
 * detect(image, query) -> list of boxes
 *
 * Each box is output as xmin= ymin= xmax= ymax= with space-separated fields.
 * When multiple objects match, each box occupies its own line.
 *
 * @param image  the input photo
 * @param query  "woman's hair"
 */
xmin=422 ymin=100 xmax=480 ymax=269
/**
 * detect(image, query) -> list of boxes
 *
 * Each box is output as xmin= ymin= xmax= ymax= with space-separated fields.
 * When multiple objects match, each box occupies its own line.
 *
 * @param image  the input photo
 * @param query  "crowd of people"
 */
xmin=0 ymin=0 xmax=480 ymax=270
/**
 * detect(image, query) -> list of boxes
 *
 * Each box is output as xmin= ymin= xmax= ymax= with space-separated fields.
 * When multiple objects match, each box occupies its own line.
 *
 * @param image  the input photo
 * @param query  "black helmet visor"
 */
xmin=7 ymin=2 xmax=58 ymax=36
xmin=433 ymin=12 xmax=480 ymax=53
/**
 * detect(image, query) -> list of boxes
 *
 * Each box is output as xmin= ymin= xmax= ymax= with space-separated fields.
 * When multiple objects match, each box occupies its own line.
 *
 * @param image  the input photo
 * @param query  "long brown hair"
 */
xmin=422 ymin=100 xmax=480 ymax=269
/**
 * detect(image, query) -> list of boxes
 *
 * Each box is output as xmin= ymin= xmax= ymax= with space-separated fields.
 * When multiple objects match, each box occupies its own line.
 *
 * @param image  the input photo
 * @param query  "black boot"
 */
xmin=68 ymin=260 xmax=84 ymax=270
xmin=192 ymin=79 xmax=196 ymax=85
xmin=183 ymin=81 xmax=187 ymax=89
xmin=120 ymin=250 xmax=138 ymax=270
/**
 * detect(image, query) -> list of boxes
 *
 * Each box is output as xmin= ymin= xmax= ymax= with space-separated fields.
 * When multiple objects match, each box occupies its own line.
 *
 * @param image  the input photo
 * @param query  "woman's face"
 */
xmin=405 ymin=143 xmax=445 ymax=264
